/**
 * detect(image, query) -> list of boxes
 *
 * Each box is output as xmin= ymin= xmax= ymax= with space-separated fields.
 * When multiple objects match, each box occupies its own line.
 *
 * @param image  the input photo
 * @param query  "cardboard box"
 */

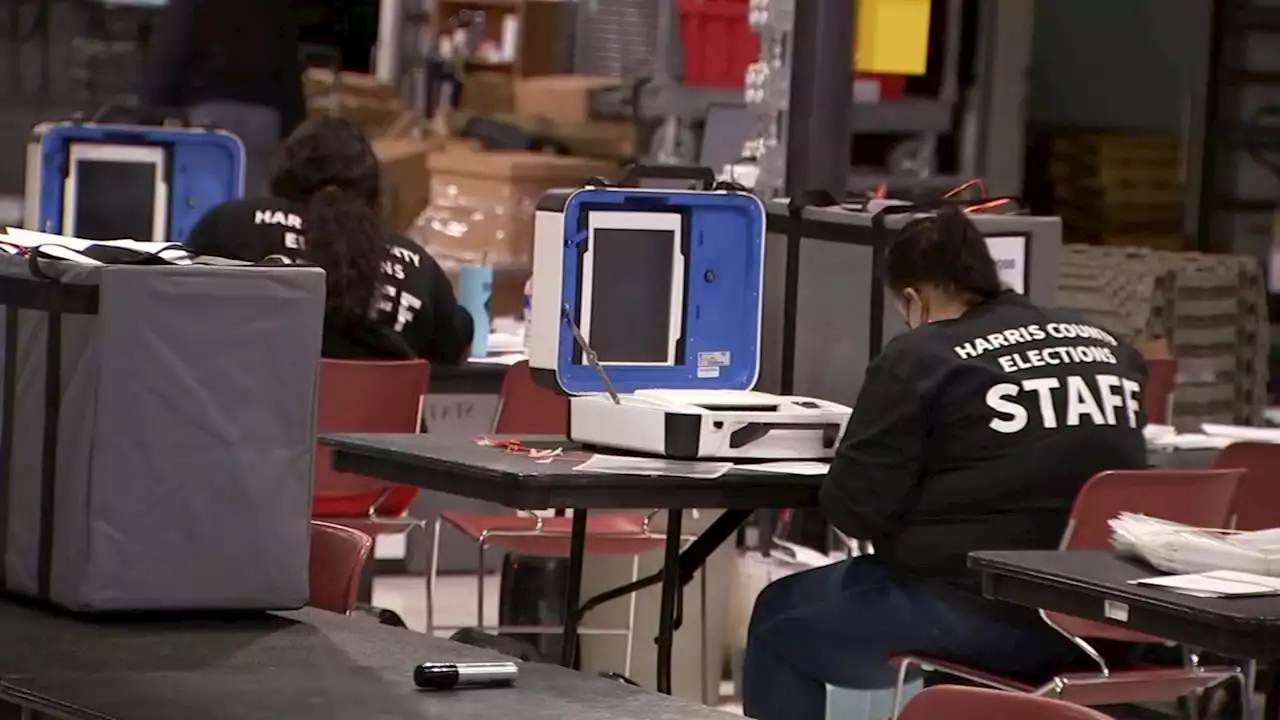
xmin=303 ymin=69 xmax=410 ymax=137
xmin=372 ymin=136 xmax=436 ymax=234
xmin=514 ymin=75 xmax=624 ymax=124
xmin=422 ymin=149 xmax=614 ymax=265
xmin=461 ymin=72 xmax=515 ymax=115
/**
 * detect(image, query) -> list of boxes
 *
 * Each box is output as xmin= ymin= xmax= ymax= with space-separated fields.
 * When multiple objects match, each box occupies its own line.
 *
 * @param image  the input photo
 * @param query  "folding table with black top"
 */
xmin=0 ymin=600 xmax=737 ymax=720
xmin=971 ymin=549 xmax=1280 ymax=720
xmin=320 ymin=432 xmax=823 ymax=695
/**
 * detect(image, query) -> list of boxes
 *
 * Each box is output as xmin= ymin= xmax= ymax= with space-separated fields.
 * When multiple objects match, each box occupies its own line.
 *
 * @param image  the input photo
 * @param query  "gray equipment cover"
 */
xmin=0 ymin=255 xmax=325 ymax=612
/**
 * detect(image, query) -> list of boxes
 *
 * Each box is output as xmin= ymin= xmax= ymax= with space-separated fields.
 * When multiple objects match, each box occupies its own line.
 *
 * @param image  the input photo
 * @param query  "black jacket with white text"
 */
xmin=818 ymin=291 xmax=1147 ymax=598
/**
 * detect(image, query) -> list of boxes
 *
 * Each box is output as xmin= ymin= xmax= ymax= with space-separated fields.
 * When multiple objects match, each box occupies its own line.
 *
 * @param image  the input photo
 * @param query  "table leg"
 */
xmin=356 ymin=554 xmax=376 ymax=605
xmin=1266 ymin=668 xmax=1278 ymax=720
xmin=656 ymin=509 xmax=684 ymax=695
xmin=573 ymin=510 xmax=752 ymax=621
xmin=559 ymin=509 xmax=589 ymax=668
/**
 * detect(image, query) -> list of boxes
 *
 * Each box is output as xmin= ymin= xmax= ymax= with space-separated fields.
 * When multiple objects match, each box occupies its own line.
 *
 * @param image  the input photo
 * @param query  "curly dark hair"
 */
xmin=884 ymin=205 xmax=1003 ymax=302
xmin=268 ymin=117 xmax=385 ymax=324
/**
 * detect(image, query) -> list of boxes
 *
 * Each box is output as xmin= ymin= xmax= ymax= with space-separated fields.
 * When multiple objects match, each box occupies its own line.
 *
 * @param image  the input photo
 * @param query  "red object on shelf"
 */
xmin=863 ymin=73 xmax=907 ymax=101
xmin=678 ymin=0 xmax=759 ymax=88
xmin=676 ymin=0 xmax=908 ymax=100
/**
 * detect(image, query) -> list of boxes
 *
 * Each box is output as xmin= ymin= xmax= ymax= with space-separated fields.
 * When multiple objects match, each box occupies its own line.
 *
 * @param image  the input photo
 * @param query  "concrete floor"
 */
xmin=371 ymin=573 xmax=744 ymax=715
xmin=375 ymin=573 xmax=1262 ymax=720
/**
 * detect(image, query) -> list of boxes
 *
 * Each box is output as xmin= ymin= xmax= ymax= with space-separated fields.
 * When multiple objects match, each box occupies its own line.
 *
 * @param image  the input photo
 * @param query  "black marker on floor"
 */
xmin=414 ymin=662 xmax=519 ymax=690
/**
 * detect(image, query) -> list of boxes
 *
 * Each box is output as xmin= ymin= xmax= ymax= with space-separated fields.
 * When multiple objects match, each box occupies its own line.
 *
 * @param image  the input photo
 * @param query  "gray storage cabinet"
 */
xmin=0 ymin=256 xmax=325 ymax=612
xmin=761 ymin=201 xmax=1063 ymax=405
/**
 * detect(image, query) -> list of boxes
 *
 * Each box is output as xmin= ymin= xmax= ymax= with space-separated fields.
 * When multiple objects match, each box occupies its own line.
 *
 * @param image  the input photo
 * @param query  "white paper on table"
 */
xmin=486 ymin=332 xmax=525 ymax=354
xmin=1132 ymin=569 xmax=1280 ymax=597
xmin=738 ymin=461 xmax=830 ymax=476
xmin=1201 ymin=423 xmax=1280 ymax=444
xmin=1146 ymin=433 xmax=1236 ymax=451
xmin=3 ymin=227 xmax=191 ymax=263
xmin=574 ymin=453 xmax=732 ymax=479
xmin=469 ymin=353 xmax=527 ymax=366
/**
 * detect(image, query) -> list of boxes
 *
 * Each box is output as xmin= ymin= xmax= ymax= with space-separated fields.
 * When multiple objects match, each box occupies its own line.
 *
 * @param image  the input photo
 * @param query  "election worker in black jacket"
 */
xmin=186 ymin=117 xmax=473 ymax=363
xmin=741 ymin=207 xmax=1148 ymax=720
xmin=141 ymin=0 xmax=305 ymax=194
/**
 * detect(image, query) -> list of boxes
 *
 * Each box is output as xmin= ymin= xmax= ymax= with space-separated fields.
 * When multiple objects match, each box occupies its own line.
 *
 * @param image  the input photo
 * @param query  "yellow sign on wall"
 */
xmin=854 ymin=0 xmax=932 ymax=76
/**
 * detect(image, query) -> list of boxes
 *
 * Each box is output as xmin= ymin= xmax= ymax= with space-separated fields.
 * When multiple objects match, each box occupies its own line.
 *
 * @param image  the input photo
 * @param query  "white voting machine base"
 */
xmin=529 ymin=184 xmax=851 ymax=460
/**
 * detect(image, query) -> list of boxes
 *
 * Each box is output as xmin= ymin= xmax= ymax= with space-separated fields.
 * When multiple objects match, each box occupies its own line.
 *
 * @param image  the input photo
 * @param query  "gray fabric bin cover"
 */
xmin=0 ymin=255 xmax=325 ymax=612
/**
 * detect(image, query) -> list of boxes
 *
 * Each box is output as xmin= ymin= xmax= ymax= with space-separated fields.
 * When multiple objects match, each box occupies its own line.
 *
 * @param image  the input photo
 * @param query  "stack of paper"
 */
xmin=1111 ymin=512 xmax=1280 ymax=576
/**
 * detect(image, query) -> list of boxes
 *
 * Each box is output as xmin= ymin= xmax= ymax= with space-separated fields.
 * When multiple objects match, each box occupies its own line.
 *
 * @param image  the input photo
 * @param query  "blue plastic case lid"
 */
xmin=36 ymin=124 xmax=245 ymax=243
xmin=555 ymin=187 xmax=766 ymax=395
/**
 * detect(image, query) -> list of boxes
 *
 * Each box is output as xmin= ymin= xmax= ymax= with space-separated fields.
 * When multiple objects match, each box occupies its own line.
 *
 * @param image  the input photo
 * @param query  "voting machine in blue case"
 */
xmin=24 ymin=120 xmax=245 ymax=244
xmin=527 ymin=166 xmax=852 ymax=460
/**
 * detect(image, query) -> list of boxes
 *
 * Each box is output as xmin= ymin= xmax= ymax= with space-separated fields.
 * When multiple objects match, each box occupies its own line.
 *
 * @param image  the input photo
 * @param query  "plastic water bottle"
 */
xmin=522 ymin=276 xmax=533 ymax=352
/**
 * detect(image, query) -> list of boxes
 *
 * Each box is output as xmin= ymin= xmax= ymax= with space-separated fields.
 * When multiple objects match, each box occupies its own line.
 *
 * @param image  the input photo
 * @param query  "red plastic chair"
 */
xmin=900 ymin=685 xmax=1116 ymax=720
xmin=430 ymin=362 xmax=695 ymax=677
xmin=312 ymin=359 xmax=431 ymax=519
xmin=1214 ymin=441 xmax=1280 ymax=532
xmin=309 ymin=521 xmax=374 ymax=614
xmin=1144 ymin=357 xmax=1177 ymax=425
xmin=492 ymin=361 xmax=569 ymax=435
xmin=890 ymin=468 xmax=1246 ymax=718
xmin=311 ymin=359 xmax=430 ymax=611
xmin=1212 ymin=441 xmax=1280 ymax=701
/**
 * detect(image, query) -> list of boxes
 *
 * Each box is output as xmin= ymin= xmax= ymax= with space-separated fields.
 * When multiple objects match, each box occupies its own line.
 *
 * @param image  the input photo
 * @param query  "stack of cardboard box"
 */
xmin=1058 ymin=244 xmax=1269 ymax=427
xmin=1048 ymin=131 xmax=1188 ymax=251
xmin=301 ymin=69 xmax=445 ymax=234
xmin=302 ymin=69 xmax=414 ymax=137
xmin=509 ymin=75 xmax=635 ymax=162
xmin=302 ymin=70 xmax=635 ymax=316
xmin=413 ymin=145 xmax=613 ymax=316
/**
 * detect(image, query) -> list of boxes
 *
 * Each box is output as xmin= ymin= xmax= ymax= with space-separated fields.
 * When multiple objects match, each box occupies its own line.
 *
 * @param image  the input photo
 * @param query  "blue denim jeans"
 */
xmin=742 ymin=556 xmax=1075 ymax=720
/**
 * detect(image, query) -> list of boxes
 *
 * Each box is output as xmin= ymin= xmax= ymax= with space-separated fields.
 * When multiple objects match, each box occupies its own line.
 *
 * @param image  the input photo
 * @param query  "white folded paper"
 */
xmin=737 ymin=461 xmax=830 ymax=476
xmin=574 ymin=454 xmax=732 ymax=479
xmin=2 ymin=227 xmax=192 ymax=265
xmin=1201 ymin=423 xmax=1280 ymax=444
xmin=1133 ymin=569 xmax=1280 ymax=598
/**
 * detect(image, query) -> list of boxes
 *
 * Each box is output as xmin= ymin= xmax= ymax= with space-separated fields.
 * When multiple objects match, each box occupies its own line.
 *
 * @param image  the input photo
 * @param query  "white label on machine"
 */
xmin=697 ymin=366 xmax=720 ymax=379
xmin=984 ymin=235 xmax=1027 ymax=294
xmin=698 ymin=350 xmax=731 ymax=367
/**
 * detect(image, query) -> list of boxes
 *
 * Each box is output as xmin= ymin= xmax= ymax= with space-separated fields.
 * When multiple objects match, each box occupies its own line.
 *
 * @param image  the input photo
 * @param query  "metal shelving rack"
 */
xmin=743 ymin=0 xmax=792 ymax=199
xmin=1196 ymin=0 xmax=1280 ymax=260
xmin=745 ymin=0 xmax=964 ymax=198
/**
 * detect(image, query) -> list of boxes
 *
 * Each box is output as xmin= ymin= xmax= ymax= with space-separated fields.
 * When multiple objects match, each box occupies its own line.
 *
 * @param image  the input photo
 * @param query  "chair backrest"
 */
xmin=314 ymin=359 xmax=430 ymax=515
xmin=1051 ymin=468 xmax=1243 ymax=643
xmin=1144 ymin=357 xmax=1177 ymax=425
xmin=493 ymin=361 xmax=569 ymax=435
xmin=901 ymin=685 xmax=1115 ymax=720
xmin=308 ymin=521 xmax=373 ymax=614
xmin=1214 ymin=441 xmax=1280 ymax=531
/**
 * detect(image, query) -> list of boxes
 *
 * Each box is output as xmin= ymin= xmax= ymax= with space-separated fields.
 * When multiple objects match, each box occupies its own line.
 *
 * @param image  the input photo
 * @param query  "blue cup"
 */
xmin=457 ymin=265 xmax=493 ymax=357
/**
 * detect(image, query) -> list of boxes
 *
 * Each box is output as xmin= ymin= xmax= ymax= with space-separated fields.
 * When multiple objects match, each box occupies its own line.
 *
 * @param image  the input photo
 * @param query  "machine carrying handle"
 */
xmin=81 ymin=103 xmax=195 ymax=128
xmin=615 ymin=164 xmax=718 ymax=190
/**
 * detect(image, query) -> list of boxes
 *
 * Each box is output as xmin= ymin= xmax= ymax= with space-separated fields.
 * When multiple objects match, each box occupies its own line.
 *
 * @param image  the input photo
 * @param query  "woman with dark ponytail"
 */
xmin=743 ymin=207 xmax=1149 ymax=720
xmin=187 ymin=117 xmax=473 ymax=361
